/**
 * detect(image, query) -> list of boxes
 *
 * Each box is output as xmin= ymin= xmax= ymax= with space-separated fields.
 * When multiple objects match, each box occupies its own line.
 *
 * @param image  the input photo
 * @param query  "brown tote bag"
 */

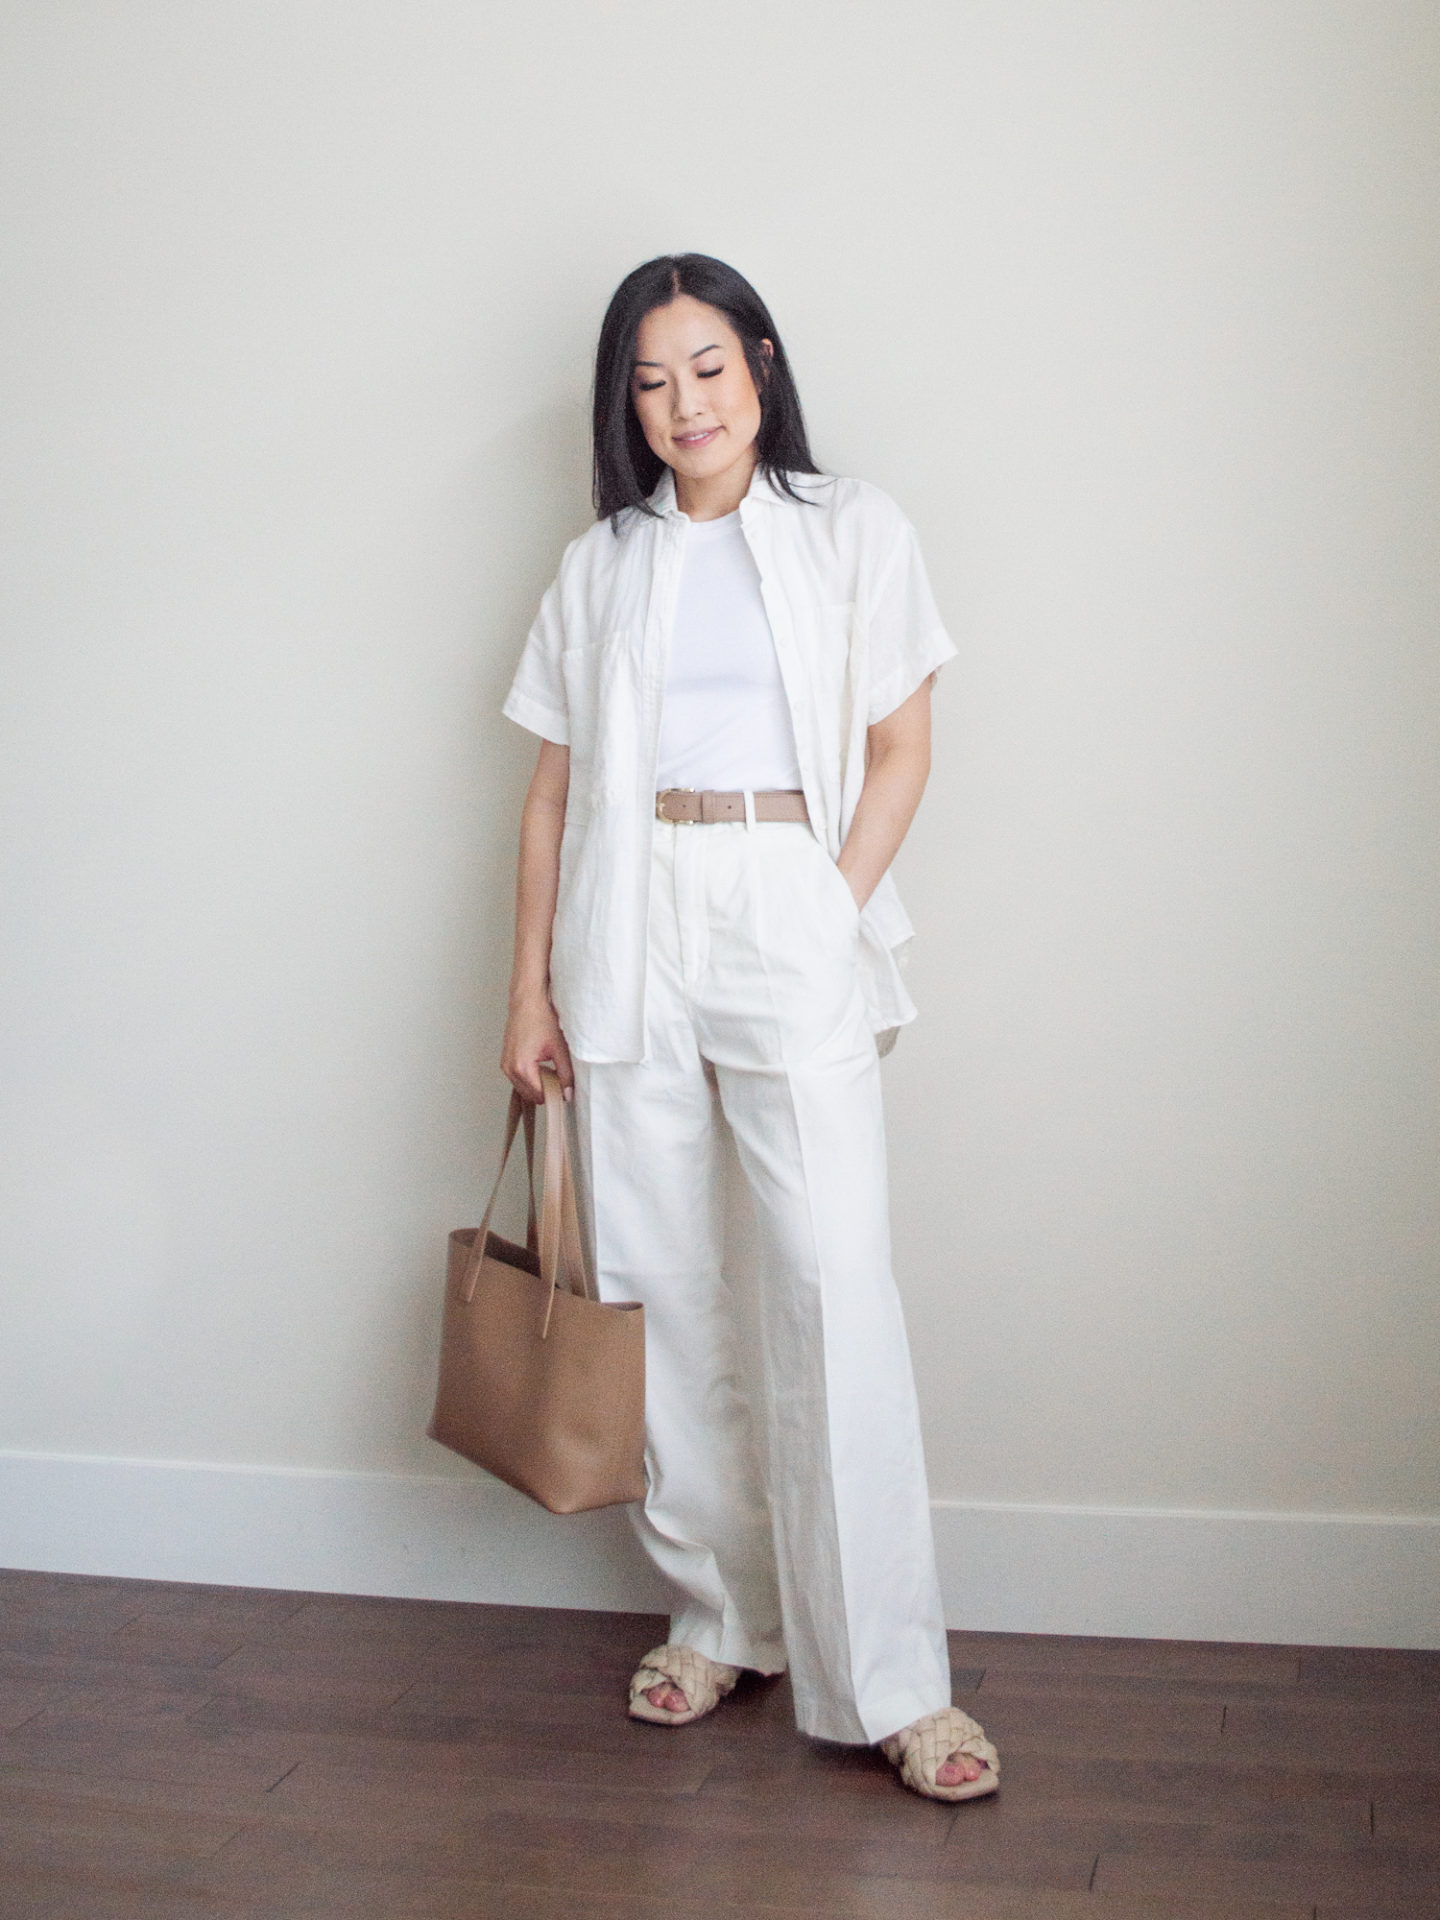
xmin=428 ymin=1066 xmax=647 ymax=1513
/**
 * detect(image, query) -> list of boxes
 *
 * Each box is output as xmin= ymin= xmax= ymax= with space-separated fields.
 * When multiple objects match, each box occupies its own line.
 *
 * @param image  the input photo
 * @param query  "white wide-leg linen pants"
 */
xmin=569 ymin=819 xmax=950 ymax=1746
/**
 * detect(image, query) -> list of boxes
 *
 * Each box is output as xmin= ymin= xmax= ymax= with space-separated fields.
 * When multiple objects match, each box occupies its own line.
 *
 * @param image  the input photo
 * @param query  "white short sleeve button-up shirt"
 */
xmin=503 ymin=467 xmax=957 ymax=1064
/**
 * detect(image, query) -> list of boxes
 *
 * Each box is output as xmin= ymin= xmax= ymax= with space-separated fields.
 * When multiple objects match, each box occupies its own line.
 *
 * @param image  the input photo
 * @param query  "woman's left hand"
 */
xmin=835 ymin=681 xmax=932 ymax=908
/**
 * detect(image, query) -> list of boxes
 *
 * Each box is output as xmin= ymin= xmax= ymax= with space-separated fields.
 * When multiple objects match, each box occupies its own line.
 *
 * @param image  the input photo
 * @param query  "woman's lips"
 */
xmin=674 ymin=428 xmax=720 ymax=449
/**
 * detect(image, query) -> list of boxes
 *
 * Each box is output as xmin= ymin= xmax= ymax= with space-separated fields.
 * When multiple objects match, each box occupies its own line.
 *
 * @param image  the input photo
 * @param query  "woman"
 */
xmin=500 ymin=254 xmax=998 ymax=1803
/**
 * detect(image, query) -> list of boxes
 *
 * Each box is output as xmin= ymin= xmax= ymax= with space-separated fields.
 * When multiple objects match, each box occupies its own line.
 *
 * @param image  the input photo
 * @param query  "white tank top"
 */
xmin=655 ymin=510 xmax=804 ymax=792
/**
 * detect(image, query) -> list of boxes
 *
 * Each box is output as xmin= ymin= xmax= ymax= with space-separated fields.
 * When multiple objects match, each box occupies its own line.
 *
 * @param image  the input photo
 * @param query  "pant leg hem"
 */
xmin=792 ymin=1683 xmax=952 ymax=1747
xmin=669 ymin=1611 xmax=787 ymax=1676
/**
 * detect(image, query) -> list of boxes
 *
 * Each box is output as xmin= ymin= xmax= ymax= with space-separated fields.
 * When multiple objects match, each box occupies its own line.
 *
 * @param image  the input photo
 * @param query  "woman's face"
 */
xmin=630 ymin=295 xmax=769 ymax=497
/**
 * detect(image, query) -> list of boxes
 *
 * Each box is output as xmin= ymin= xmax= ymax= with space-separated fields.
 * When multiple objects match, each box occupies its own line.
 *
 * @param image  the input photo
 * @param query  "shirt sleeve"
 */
xmin=501 ymin=574 xmax=570 ymax=745
xmin=863 ymin=516 xmax=959 ymax=726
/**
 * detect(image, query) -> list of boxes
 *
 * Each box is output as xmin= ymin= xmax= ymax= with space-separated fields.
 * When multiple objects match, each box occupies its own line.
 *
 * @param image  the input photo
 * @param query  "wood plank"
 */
xmin=1320 ymin=1902 xmax=1440 ymax=1920
xmin=948 ymin=1633 xmax=1300 ymax=1686
xmin=941 ymin=1798 xmax=1403 ymax=1871
xmin=46 ymin=1685 xmax=217 ymax=1728
xmin=0 ymin=1620 xmax=247 ymax=1672
xmin=205 ymin=1641 xmax=434 ymax=1686
xmin=0 ymin=1853 xmax=1314 ymax=1920
xmin=1096 ymin=1839 xmax=1440 ymax=1904
xmin=220 ymin=1722 xmax=718 ymax=1794
xmin=0 ymin=1648 xmax=229 ymax=1697
xmin=0 ymin=1763 xmax=279 ymax=1824
xmin=0 ymin=1715 xmax=306 ymax=1791
xmin=973 ymin=1668 xmax=1327 ymax=1707
xmin=496 ymin=1889 xmax=1312 ymax=1920
xmin=207 ymin=1811 xmax=1095 ymax=1898
xmin=0 ymin=1790 xmax=244 ymax=1860
xmin=0 ymin=1570 xmax=171 ymax=1614
xmin=263 ymin=1758 xmax=956 ymax=1842
xmin=0 ymin=1593 xmax=154 ymax=1635
xmin=122 ymin=1586 xmax=313 ymax=1632
xmin=1297 ymin=1646 xmax=1440 ymax=1690
xmin=181 ymin=1669 xmax=415 ymax=1712
xmin=0 ymin=1681 xmax=74 ymax=1732
xmin=268 ymin=1596 xmax=668 ymax=1652
xmin=1221 ymin=1696 xmax=1440 ymax=1771
xmin=947 ymin=1681 xmax=1223 ymax=1764
xmin=187 ymin=1685 xmax=755 ymax=1763
xmin=1375 ymin=1778 xmax=1440 ymax=1837
xmin=967 ymin=1750 xmax=1371 ymax=1831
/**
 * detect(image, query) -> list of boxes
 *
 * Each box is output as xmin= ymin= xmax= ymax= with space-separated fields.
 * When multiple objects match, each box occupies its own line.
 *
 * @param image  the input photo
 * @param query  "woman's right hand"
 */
xmin=501 ymin=993 xmax=575 ymax=1104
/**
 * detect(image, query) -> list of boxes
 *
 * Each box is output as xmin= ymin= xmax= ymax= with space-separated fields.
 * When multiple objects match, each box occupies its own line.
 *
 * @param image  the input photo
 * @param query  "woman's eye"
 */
xmin=697 ymin=366 xmax=722 ymax=379
xmin=635 ymin=379 xmax=665 ymax=392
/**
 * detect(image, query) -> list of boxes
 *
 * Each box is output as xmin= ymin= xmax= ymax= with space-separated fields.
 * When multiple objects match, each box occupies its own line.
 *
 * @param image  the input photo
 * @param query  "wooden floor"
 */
xmin=0 ymin=1569 xmax=1437 ymax=1918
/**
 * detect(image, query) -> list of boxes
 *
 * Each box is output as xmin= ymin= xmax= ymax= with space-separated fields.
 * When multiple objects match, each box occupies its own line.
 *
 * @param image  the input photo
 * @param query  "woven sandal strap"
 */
xmin=915 ymin=1707 xmax=991 ymax=1747
xmin=630 ymin=1644 xmax=737 ymax=1712
xmin=636 ymin=1643 xmax=737 ymax=1680
xmin=883 ymin=1707 xmax=1000 ymax=1780
xmin=629 ymin=1664 xmax=673 ymax=1696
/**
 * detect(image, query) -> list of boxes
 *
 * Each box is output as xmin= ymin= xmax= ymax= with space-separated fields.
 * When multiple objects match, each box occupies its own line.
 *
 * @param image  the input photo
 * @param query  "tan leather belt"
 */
xmin=655 ymin=788 xmax=809 ymax=825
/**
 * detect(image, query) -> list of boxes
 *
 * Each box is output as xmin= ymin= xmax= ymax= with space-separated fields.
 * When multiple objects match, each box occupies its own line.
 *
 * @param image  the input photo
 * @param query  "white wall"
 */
xmin=2 ymin=0 xmax=1438 ymax=1642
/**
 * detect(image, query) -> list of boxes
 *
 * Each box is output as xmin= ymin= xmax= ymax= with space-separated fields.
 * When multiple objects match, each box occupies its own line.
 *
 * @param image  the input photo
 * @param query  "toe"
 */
xmin=646 ymin=1682 xmax=690 ymax=1715
xmin=935 ymin=1753 xmax=988 ymax=1788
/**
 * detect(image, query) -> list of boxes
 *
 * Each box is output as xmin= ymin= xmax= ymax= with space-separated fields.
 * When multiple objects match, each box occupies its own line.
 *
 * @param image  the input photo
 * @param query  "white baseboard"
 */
xmin=2 ymin=1450 xmax=1437 ymax=1647
xmin=930 ymin=1498 xmax=1440 ymax=1647
xmin=0 ymin=1450 xmax=673 ymax=1615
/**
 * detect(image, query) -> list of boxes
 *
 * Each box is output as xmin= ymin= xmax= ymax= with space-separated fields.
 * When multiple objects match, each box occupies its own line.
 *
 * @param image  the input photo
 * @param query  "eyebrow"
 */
xmin=633 ymin=343 xmax=723 ymax=368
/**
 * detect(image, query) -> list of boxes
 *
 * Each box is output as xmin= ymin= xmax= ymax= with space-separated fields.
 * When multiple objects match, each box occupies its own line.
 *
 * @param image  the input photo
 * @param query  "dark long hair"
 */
xmin=592 ymin=253 xmax=822 ymax=525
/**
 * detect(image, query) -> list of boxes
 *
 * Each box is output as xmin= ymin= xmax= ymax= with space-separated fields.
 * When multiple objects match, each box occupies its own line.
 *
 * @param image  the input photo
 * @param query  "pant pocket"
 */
xmin=811 ymin=839 xmax=862 ymax=934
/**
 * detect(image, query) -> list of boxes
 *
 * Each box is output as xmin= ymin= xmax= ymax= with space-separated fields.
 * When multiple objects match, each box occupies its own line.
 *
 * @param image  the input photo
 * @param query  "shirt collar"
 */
xmin=646 ymin=462 xmax=796 ymax=521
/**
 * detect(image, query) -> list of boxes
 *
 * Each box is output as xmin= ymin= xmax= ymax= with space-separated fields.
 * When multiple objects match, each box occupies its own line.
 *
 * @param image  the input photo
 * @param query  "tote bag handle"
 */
xmin=460 ymin=1067 xmax=593 ymax=1333
xmin=537 ymin=1065 xmax=598 ymax=1332
xmin=459 ymin=1093 xmax=538 ymax=1304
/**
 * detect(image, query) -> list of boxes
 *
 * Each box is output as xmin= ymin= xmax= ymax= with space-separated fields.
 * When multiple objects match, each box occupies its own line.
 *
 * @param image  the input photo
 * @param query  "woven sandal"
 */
xmin=628 ymin=1643 xmax=740 ymax=1726
xmin=880 ymin=1706 xmax=1000 ymax=1803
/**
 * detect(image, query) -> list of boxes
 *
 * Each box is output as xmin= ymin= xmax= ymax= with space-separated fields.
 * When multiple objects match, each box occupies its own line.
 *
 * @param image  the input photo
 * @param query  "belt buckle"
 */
xmin=656 ymin=787 xmax=697 ymax=824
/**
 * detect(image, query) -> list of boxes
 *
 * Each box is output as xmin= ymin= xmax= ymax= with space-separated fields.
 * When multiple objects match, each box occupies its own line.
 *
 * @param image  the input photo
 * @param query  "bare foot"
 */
xmin=628 ymin=1648 xmax=740 ymax=1725
xmin=645 ymin=1682 xmax=690 ymax=1714
xmin=935 ymin=1750 xmax=990 ymax=1789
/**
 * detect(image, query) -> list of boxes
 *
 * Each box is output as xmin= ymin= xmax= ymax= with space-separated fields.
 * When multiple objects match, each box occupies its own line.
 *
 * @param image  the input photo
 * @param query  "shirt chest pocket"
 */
xmin=800 ymin=601 xmax=859 ymax=712
xmin=561 ymin=631 xmax=642 ymax=798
